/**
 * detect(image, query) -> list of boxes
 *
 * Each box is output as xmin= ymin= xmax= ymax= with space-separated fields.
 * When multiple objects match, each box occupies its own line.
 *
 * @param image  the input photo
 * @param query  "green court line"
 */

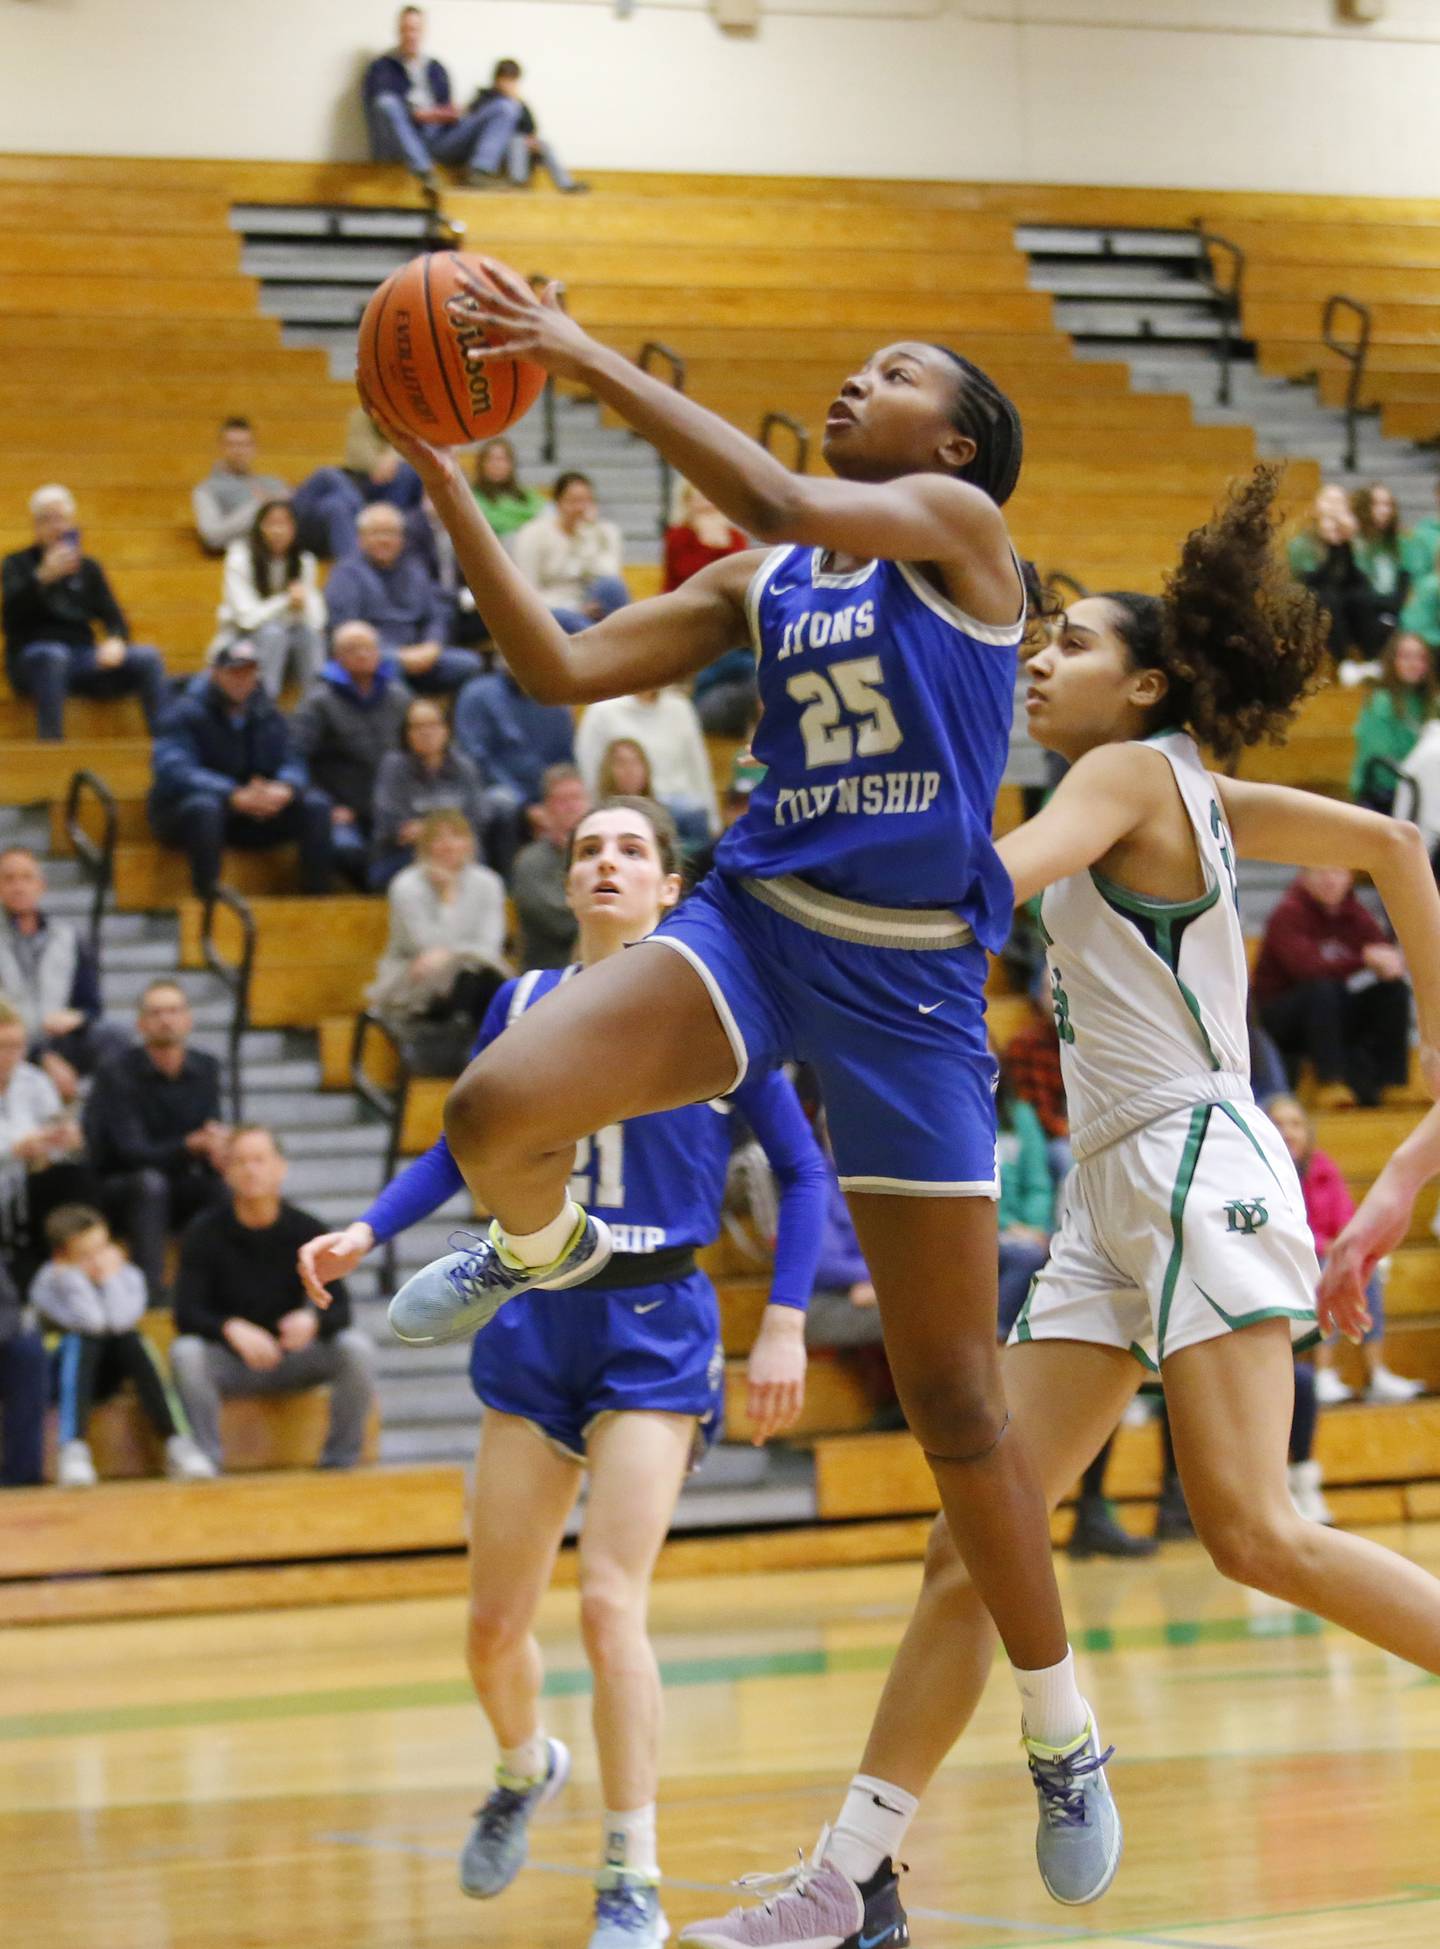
xmin=0 ymin=1609 xmax=1342 ymax=1744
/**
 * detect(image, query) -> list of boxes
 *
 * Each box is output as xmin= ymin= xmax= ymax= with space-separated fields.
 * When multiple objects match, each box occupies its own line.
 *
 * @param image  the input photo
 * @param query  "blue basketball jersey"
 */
xmin=715 ymin=544 xmax=1022 ymax=950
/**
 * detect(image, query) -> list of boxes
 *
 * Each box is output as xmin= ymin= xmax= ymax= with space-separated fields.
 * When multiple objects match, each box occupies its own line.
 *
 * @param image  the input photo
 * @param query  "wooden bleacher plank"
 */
xmin=63 ymin=1391 xmax=381 ymax=1480
xmin=401 ymin=1079 xmax=451 ymax=1155
xmin=113 ymin=844 xmax=304 ymax=911
xmin=178 ymin=895 xmax=388 ymax=969
xmin=0 ymin=738 xmax=151 ymax=804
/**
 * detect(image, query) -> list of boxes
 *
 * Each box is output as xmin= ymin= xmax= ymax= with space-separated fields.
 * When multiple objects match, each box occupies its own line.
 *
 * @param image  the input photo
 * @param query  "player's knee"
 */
xmin=898 ymin=1364 xmax=1007 ymax=1464
xmin=1195 ymin=1502 xmax=1302 ymax=1593
xmin=578 ymin=1567 xmax=645 ymax=1668
xmin=466 ymin=1594 xmax=531 ymax=1669
xmin=444 ymin=1053 xmax=529 ymax=1166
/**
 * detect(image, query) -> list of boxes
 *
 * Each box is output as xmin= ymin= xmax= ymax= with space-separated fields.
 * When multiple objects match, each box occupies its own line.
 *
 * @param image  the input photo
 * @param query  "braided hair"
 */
xmin=928 ymin=346 xmax=1024 ymax=507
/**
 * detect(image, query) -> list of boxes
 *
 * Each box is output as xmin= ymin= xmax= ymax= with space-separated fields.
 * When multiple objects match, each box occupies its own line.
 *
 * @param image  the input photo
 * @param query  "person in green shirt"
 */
xmin=470 ymin=437 xmax=547 ymax=541
xmin=1351 ymin=482 xmax=1410 ymax=620
xmin=1401 ymin=478 xmax=1440 ymax=581
xmin=1400 ymin=552 xmax=1440 ymax=651
xmin=1350 ymin=630 xmax=1435 ymax=810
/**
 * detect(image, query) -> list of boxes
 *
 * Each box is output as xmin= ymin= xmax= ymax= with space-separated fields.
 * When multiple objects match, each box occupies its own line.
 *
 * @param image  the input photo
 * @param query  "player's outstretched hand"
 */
xmin=354 ymin=371 xmax=460 ymax=492
xmin=745 ymin=1304 xmax=808 ymax=1446
xmin=298 ymin=1223 xmax=375 ymax=1309
xmin=448 ymin=261 xmax=594 ymax=383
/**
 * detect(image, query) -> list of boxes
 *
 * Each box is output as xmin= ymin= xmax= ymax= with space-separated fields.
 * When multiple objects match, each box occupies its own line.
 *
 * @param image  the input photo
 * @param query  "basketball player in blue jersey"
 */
xmin=355 ymin=260 xmax=1123 ymax=1930
xmin=299 ymin=795 xmax=828 ymax=1949
xmin=682 ymin=469 xmax=1440 ymax=1949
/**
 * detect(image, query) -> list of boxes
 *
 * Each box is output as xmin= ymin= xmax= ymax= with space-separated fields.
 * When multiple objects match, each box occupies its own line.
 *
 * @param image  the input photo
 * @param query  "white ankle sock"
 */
xmin=824 ymin=1775 xmax=918 ymax=1884
xmin=1014 ymin=1646 xmax=1089 ymax=1749
xmin=602 ymin=1802 xmax=658 ymax=1878
xmin=499 ymin=1201 xmax=582 ymax=1269
xmin=498 ymin=1731 xmax=550 ymax=1785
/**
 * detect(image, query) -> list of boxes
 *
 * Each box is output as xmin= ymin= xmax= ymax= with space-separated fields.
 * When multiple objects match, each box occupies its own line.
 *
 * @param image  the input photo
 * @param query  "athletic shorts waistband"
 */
xmin=1071 ymin=1071 xmax=1255 ymax=1162
xmin=582 ymin=1245 xmax=699 ymax=1291
xmin=739 ymin=874 xmax=976 ymax=951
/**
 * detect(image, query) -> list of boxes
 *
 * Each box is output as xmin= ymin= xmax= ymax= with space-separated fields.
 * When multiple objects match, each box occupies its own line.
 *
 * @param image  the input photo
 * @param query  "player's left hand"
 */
xmin=448 ymin=261 xmax=593 ymax=383
xmin=745 ymin=1304 xmax=807 ymax=1445
xmin=1319 ymin=1193 xmax=1403 ymax=1342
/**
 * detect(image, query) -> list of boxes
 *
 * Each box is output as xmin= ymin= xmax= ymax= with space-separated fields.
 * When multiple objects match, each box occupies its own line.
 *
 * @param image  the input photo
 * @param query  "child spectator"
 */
xmin=512 ymin=472 xmax=629 ymax=632
xmin=1268 ymin=1093 xmax=1423 ymax=1408
xmin=370 ymin=696 xmax=490 ymax=889
xmin=368 ymin=810 xmax=509 ymax=1072
xmin=597 ymin=737 xmax=653 ymax=801
xmin=472 ymin=437 xmax=546 ymax=541
xmin=362 ymin=7 xmax=526 ymax=198
xmin=192 ymin=419 xmax=289 ymax=555
xmin=30 ymin=1204 xmax=215 ymax=1487
xmin=1350 ymin=483 xmax=1410 ymax=639
xmin=465 ymin=58 xmax=588 ymax=194
xmin=574 ymin=687 xmax=719 ymax=853
xmin=1350 ymin=632 xmax=1434 ymax=813
xmin=211 ymin=500 xmax=326 ymax=697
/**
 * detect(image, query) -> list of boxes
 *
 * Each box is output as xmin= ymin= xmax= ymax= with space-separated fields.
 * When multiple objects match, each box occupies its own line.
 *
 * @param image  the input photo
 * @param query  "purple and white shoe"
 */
xmin=680 ymin=1830 xmax=908 ymax=1948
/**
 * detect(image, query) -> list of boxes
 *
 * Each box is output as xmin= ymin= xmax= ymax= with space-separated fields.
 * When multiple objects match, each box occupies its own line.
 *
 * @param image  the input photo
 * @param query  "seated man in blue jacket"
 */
xmin=452 ymin=654 xmax=576 ymax=875
xmin=363 ymin=6 xmax=530 ymax=195
xmin=324 ymin=503 xmax=482 ymax=698
xmin=147 ymin=642 xmax=335 ymax=896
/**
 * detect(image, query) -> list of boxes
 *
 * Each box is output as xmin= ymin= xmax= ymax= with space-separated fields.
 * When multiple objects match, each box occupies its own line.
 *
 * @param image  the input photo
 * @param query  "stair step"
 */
xmin=1031 ymin=269 xmax=1214 ymax=303
xmin=1015 ymin=225 xmax=1204 ymax=261
xmin=231 ymin=203 xmax=431 ymax=242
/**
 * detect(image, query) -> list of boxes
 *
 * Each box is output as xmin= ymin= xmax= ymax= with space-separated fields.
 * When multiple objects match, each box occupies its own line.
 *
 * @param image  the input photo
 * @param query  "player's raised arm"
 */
xmin=358 ymin=374 xmax=759 ymax=706
xmin=996 ymin=743 xmax=1173 ymax=909
xmin=450 ymin=266 xmax=1020 ymax=608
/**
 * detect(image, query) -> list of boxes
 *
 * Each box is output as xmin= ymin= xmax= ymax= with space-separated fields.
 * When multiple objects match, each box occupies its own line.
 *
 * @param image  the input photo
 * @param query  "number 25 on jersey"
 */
xmin=786 ymin=656 xmax=904 ymax=770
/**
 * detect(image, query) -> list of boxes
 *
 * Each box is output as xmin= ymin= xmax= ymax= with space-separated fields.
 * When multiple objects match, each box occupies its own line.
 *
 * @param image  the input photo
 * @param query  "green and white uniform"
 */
xmin=1012 ymin=731 xmax=1320 ymax=1369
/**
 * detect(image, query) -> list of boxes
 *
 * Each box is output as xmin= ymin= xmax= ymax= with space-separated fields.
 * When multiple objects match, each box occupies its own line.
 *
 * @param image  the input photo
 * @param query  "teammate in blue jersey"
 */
xmin=299 ymin=796 xmax=827 ymax=1949
xmin=356 ymin=262 xmax=1120 ymax=1933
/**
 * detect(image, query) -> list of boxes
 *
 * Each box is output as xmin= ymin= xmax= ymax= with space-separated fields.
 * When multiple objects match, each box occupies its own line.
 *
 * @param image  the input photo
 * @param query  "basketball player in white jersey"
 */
xmin=684 ymin=467 xmax=1440 ymax=1949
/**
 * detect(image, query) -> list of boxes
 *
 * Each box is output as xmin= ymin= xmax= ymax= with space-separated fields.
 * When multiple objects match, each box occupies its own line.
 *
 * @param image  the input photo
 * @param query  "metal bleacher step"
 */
xmin=231 ymin=202 xmax=431 ymax=243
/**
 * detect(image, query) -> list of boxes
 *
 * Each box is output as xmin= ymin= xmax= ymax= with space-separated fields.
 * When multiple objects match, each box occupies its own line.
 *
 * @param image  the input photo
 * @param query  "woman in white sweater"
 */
xmin=511 ymin=472 xmax=630 ymax=633
xmin=574 ymin=690 xmax=720 ymax=852
xmin=368 ymin=810 xmax=511 ymax=1072
xmin=211 ymin=500 xmax=327 ymax=697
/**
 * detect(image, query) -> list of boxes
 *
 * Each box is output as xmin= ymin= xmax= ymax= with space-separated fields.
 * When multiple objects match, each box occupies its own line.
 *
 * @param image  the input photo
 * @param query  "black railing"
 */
xmin=350 ymin=1009 xmax=411 ymax=1287
xmin=759 ymin=410 xmax=810 ymax=475
xmin=1191 ymin=221 xmax=1247 ymax=408
xmin=637 ymin=342 xmax=687 ymax=537
xmin=63 ymin=769 xmax=116 ymax=958
xmin=1323 ymin=294 xmax=1373 ymax=473
xmin=201 ymin=886 xmax=255 ymax=1123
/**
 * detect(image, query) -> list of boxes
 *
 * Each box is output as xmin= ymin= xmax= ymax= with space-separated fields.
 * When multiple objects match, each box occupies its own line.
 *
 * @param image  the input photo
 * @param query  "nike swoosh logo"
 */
xmin=634 ymin=1300 xmax=665 ymax=1315
xmin=918 ymin=1001 xmax=943 ymax=1015
xmin=859 ymin=1930 xmax=895 ymax=1949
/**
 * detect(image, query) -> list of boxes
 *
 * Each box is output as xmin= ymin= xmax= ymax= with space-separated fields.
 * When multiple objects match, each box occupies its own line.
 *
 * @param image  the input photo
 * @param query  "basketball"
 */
xmin=356 ymin=250 xmax=547 ymax=446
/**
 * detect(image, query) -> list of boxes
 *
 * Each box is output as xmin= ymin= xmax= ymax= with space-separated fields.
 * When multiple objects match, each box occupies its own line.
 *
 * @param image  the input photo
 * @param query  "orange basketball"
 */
xmin=357 ymin=251 xmax=547 ymax=447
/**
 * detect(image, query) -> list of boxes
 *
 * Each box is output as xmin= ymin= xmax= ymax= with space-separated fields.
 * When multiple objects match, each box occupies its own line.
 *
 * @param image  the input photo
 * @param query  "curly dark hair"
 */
xmin=1102 ymin=465 xmax=1330 ymax=765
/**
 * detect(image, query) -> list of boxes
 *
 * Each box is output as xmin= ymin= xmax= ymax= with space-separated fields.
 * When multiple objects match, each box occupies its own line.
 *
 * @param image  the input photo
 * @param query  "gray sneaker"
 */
xmin=1025 ymin=1716 xmax=1122 ymax=1905
xmin=589 ymin=1868 xmax=669 ymax=1946
xmin=389 ymin=1214 xmax=613 ymax=1346
xmin=458 ymin=1737 xmax=571 ymax=1899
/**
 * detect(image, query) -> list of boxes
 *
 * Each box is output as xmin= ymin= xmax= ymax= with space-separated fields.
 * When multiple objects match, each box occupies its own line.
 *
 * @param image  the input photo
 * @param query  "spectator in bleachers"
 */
xmin=368 ymin=809 xmax=509 ymax=1070
xmin=471 ymin=437 xmax=546 ymax=541
xmin=665 ymin=482 xmax=757 ymax=736
xmin=1350 ymin=632 xmax=1434 ymax=813
xmin=1399 ymin=541 xmax=1440 ymax=655
xmin=192 ymin=418 xmax=290 ymax=556
xmin=510 ymin=764 xmax=590 ymax=970
xmin=453 ymin=654 xmax=576 ymax=841
xmin=0 ymin=995 xmax=91 ymax=1288
xmin=1267 ymin=1092 xmax=1423 ymax=1410
xmin=407 ymin=494 xmax=485 ymax=648
xmin=147 ymin=641 xmax=336 ymax=897
xmin=1 ymin=486 xmax=169 ymax=742
xmin=324 ymin=503 xmax=482 ymax=698
xmin=1402 ymin=477 xmax=1440 ymax=581
xmin=0 ymin=846 xmax=127 ymax=1103
xmin=210 ymin=500 xmax=326 ymax=698
xmin=83 ymin=979 xmax=229 ymax=1303
xmin=511 ymin=472 xmax=629 ymax=634
xmin=169 ymin=1126 xmax=376 ymax=1473
xmin=1004 ymin=992 xmax=1073 ymax=1183
xmin=370 ymin=695 xmax=489 ymax=889
xmin=1351 ymin=484 xmax=1410 ymax=638
xmin=993 ymin=1072 xmax=1054 ymax=1340
xmin=291 ymin=407 xmax=423 ymax=562
xmin=1288 ymin=485 xmax=1385 ymax=660
xmin=31 ymin=1204 xmax=215 ymax=1487
xmin=464 ymin=58 xmax=588 ymax=194
xmin=290 ymin=620 xmax=411 ymax=888
xmin=0 ymin=1253 xmax=46 ymax=1487
xmin=575 ymin=687 xmax=719 ymax=853
xmin=597 ymin=737 xmax=653 ymax=801
xmin=363 ymin=7 xmax=530 ymax=198
xmin=1254 ymin=866 xmax=1411 ymax=1108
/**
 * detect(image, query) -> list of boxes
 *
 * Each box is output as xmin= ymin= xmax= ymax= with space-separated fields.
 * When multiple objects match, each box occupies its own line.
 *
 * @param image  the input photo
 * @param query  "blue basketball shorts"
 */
xmin=469 ymin=1268 xmax=725 ymax=1465
xmin=644 ymin=870 xmax=999 ymax=1196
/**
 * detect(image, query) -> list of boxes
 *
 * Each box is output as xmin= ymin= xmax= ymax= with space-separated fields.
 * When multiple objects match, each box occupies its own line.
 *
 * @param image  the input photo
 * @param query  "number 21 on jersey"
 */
xmin=571 ymin=1126 xmax=625 ymax=1208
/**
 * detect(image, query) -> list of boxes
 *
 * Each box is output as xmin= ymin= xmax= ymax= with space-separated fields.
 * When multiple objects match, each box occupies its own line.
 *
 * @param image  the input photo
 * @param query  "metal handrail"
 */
xmin=637 ymin=342 xmax=688 ymax=540
xmin=63 ymin=769 xmax=116 ymax=958
xmin=350 ymin=1009 xmax=412 ymax=1287
xmin=1191 ymin=221 xmax=1247 ymax=408
xmin=200 ymin=886 xmax=255 ymax=1124
xmin=1323 ymin=294 xmax=1373 ymax=473
xmin=759 ymin=410 xmax=810 ymax=475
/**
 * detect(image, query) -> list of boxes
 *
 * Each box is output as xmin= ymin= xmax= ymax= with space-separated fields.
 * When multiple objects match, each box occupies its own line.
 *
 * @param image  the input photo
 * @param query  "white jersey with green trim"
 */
xmin=1038 ymin=731 xmax=1253 ymax=1162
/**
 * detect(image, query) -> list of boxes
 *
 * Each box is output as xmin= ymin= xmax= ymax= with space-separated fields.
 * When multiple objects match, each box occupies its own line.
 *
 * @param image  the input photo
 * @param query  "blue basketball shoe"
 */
xmin=388 ymin=1213 xmax=613 ymax=1346
xmin=589 ymin=1868 xmax=669 ymax=1946
xmin=458 ymin=1737 xmax=571 ymax=1898
xmin=1025 ymin=1716 xmax=1122 ymax=1905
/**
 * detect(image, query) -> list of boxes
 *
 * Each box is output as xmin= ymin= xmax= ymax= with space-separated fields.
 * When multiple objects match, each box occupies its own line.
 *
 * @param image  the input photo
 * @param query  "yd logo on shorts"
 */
xmin=1223 ymin=1196 xmax=1270 ymax=1236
